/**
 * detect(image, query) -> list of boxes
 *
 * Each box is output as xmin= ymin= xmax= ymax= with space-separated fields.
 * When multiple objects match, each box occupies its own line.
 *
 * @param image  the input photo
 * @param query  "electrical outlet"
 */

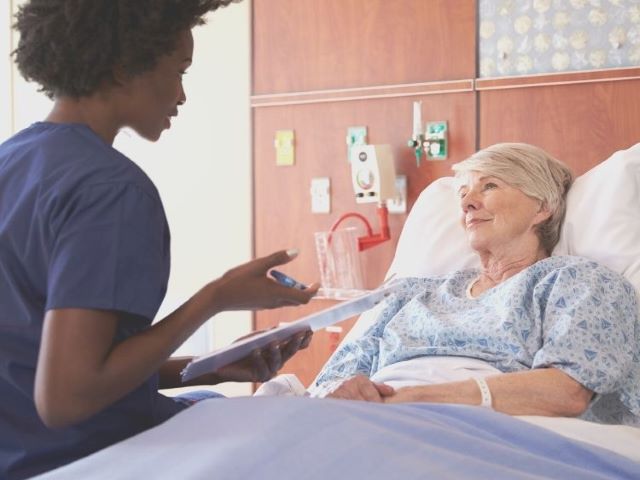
xmin=310 ymin=177 xmax=331 ymax=213
xmin=387 ymin=175 xmax=407 ymax=214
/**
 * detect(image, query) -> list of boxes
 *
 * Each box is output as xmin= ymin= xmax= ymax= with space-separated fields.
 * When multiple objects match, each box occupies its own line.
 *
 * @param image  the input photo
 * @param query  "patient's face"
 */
xmin=457 ymin=171 xmax=550 ymax=254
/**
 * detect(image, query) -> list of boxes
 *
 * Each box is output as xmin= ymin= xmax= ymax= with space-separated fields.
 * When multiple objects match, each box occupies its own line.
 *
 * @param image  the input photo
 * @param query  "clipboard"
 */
xmin=180 ymin=284 xmax=398 ymax=382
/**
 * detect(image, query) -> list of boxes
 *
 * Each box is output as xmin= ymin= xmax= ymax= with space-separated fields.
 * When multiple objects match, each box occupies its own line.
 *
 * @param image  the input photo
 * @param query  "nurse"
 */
xmin=0 ymin=1 xmax=317 ymax=478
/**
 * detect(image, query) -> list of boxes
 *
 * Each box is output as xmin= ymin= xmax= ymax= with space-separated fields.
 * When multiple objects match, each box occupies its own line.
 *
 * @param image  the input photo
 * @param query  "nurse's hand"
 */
xmin=326 ymin=375 xmax=395 ymax=402
xmin=211 ymin=329 xmax=313 ymax=383
xmin=210 ymin=249 xmax=319 ymax=312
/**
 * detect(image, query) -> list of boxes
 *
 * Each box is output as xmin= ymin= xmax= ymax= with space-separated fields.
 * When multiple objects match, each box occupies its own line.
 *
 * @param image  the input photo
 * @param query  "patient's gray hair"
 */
xmin=452 ymin=143 xmax=573 ymax=255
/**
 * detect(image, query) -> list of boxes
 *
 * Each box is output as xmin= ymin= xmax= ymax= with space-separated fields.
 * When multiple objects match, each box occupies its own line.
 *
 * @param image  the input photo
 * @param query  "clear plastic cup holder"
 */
xmin=314 ymin=227 xmax=365 ymax=298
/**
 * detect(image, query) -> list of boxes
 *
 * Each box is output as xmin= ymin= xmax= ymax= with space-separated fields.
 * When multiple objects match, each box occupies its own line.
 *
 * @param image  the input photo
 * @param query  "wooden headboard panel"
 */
xmin=478 ymin=70 xmax=640 ymax=176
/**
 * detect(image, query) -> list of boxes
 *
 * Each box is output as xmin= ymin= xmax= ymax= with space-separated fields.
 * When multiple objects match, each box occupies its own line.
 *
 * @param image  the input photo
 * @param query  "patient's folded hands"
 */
xmin=326 ymin=375 xmax=395 ymax=402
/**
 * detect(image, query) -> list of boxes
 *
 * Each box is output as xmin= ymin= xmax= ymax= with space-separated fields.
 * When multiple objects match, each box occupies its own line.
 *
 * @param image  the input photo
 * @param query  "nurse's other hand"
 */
xmin=212 ymin=330 xmax=313 ymax=383
xmin=212 ymin=249 xmax=319 ymax=312
xmin=326 ymin=375 xmax=395 ymax=402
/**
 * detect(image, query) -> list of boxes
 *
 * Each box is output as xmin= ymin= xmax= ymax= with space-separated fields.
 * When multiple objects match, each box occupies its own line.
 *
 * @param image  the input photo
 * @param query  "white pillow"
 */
xmin=385 ymin=176 xmax=478 ymax=279
xmin=554 ymin=143 xmax=640 ymax=293
xmin=343 ymin=143 xmax=640 ymax=343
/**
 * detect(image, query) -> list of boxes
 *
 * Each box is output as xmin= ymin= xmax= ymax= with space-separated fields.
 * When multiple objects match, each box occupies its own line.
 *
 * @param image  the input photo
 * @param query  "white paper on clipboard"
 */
xmin=180 ymin=284 xmax=399 ymax=382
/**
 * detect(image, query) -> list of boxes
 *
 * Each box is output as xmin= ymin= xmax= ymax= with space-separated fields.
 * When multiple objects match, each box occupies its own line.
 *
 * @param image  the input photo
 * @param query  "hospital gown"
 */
xmin=311 ymin=256 xmax=640 ymax=425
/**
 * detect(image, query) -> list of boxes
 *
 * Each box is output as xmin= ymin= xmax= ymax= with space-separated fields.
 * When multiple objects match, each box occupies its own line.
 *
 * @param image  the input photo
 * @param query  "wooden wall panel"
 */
xmin=252 ymin=0 xmax=476 ymax=94
xmin=253 ymin=92 xmax=476 ymax=386
xmin=479 ymin=79 xmax=640 ymax=175
xmin=251 ymin=0 xmax=478 ymax=386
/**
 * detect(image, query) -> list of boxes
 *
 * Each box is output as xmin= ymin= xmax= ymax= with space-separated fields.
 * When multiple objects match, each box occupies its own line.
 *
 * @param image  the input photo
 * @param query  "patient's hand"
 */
xmin=326 ymin=375 xmax=394 ymax=402
xmin=382 ymin=386 xmax=422 ymax=404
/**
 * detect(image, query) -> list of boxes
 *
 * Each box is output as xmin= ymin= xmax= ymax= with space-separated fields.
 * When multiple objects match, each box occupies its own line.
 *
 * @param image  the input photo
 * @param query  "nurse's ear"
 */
xmin=111 ymin=64 xmax=132 ymax=89
xmin=109 ymin=64 xmax=143 ymax=101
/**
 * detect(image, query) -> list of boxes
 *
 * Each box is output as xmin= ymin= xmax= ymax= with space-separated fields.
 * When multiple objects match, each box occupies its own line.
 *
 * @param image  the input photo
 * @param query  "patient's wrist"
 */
xmin=473 ymin=377 xmax=493 ymax=409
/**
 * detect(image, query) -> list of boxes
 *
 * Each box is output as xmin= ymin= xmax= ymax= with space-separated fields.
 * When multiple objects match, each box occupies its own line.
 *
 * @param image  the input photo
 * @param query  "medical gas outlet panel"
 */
xmin=350 ymin=144 xmax=396 ymax=204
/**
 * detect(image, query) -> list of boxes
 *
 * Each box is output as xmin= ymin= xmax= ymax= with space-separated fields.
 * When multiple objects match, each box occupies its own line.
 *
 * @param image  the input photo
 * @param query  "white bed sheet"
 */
xmin=518 ymin=415 xmax=640 ymax=463
xmin=311 ymin=356 xmax=640 ymax=462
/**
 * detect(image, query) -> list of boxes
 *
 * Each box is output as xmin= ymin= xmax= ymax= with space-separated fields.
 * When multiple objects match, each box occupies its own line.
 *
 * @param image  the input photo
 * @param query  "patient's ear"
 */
xmin=533 ymin=203 xmax=552 ymax=226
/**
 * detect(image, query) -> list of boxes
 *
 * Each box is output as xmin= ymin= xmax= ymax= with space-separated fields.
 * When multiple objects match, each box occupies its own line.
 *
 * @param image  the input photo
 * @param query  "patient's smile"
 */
xmin=466 ymin=218 xmax=490 ymax=229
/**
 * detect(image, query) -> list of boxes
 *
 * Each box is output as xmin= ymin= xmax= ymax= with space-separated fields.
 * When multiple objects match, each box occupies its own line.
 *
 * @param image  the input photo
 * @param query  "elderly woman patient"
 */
xmin=309 ymin=143 xmax=640 ymax=426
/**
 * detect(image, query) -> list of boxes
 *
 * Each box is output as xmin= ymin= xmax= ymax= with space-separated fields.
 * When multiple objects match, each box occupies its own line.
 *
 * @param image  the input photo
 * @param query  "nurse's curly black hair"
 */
xmin=13 ymin=0 xmax=241 ymax=99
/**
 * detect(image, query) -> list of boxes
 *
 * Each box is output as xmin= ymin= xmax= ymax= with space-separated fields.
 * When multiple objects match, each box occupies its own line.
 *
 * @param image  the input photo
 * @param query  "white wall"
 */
xmin=115 ymin=3 xmax=253 ymax=396
xmin=8 ymin=0 xmax=53 ymax=134
xmin=0 ymin=1 xmax=13 ymax=140
xmin=3 ymin=1 xmax=253 ymax=396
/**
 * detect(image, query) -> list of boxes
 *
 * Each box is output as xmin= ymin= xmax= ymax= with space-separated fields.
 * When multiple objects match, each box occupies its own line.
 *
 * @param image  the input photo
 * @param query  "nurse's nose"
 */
xmin=178 ymin=83 xmax=186 ymax=106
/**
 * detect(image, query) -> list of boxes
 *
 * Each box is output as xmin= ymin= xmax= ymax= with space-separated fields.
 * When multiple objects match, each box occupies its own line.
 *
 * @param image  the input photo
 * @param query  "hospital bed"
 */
xmin=34 ymin=144 xmax=640 ymax=479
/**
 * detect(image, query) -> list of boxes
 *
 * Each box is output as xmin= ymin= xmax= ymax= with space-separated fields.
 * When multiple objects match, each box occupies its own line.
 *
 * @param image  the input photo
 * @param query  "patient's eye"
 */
xmin=483 ymin=182 xmax=498 ymax=190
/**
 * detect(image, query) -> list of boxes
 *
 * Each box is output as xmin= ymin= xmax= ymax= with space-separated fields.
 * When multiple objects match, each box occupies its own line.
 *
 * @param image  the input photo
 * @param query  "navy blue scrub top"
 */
xmin=0 ymin=123 xmax=185 ymax=479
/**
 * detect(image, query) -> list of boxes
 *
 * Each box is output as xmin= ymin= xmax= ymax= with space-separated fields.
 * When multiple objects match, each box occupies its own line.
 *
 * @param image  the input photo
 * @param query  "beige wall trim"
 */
xmin=251 ymin=67 xmax=640 ymax=108
xmin=475 ymin=66 xmax=640 ymax=91
xmin=251 ymin=79 xmax=474 ymax=108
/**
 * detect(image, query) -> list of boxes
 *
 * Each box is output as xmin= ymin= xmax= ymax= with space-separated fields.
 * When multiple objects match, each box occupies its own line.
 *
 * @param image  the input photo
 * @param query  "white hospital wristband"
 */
xmin=474 ymin=377 xmax=493 ymax=409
